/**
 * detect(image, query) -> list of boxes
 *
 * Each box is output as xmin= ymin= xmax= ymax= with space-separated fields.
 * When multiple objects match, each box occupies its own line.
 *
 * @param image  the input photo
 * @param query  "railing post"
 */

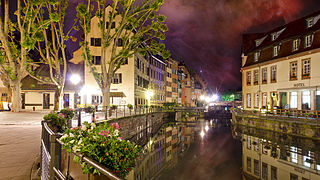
xmin=123 ymin=106 xmax=125 ymax=117
xmin=116 ymin=109 xmax=117 ymax=118
xmin=78 ymin=109 xmax=81 ymax=127
xmin=49 ymin=134 xmax=57 ymax=180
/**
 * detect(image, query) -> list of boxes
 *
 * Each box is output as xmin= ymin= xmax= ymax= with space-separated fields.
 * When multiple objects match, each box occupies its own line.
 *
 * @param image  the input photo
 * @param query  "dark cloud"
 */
xmin=159 ymin=0 xmax=320 ymax=91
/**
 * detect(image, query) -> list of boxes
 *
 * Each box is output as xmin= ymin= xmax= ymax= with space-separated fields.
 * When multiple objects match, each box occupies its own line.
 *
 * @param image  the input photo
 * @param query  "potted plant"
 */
xmin=127 ymin=104 xmax=133 ymax=110
xmin=60 ymin=122 xmax=141 ymax=178
xmin=59 ymin=108 xmax=75 ymax=120
xmin=43 ymin=111 xmax=67 ymax=133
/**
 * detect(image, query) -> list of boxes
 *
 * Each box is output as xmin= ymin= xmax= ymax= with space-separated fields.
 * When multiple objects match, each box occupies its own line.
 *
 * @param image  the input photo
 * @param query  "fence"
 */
xmin=233 ymin=108 xmax=320 ymax=119
xmin=40 ymin=107 xmax=164 ymax=180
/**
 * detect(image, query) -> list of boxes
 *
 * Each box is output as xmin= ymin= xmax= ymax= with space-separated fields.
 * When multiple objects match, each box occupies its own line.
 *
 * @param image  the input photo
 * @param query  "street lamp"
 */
xmin=70 ymin=74 xmax=81 ymax=109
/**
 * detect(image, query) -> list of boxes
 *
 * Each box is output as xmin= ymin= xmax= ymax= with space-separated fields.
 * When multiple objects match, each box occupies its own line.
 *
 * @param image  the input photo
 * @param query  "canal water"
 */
xmin=132 ymin=118 xmax=320 ymax=180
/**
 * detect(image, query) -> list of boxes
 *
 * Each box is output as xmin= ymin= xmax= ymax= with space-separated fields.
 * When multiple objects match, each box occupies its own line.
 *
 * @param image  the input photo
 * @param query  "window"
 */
xmin=247 ymin=136 xmax=251 ymax=149
xmin=112 ymin=73 xmax=122 ymax=84
xmin=290 ymin=173 xmax=298 ymax=180
xmin=254 ymin=93 xmax=259 ymax=108
xmin=291 ymin=146 xmax=298 ymax=163
xmin=290 ymin=92 xmax=298 ymax=109
xmin=303 ymin=151 xmax=311 ymax=168
xmin=1 ymin=93 xmax=8 ymax=101
xmin=305 ymin=34 xmax=313 ymax=48
xmin=91 ymin=95 xmax=102 ymax=104
xmin=254 ymin=159 xmax=260 ymax=176
xmin=254 ymin=70 xmax=259 ymax=85
xmin=91 ymin=56 xmax=101 ymax=65
xmin=262 ymin=93 xmax=267 ymax=107
xmin=247 ymin=157 xmax=252 ymax=172
xmin=116 ymin=38 xmax=123 ymax=46
xmin=271 ymin=66 xmax=277 ymax=82
xmin=306 ymin=18 xmax=314 ymax=28
xmin=254 ymin=51 xmax=260 ymax=62
xmin=271 ymin=166 xmax=277 ymax=180
xmin=273 ymin=45 xmax=280 ymax=56
xmin=292 ymin=39 xmax=300 ymax=51
xmin=122 ymin=58 xmax=128 ymax=65
xmin=246 ymin=71 xmax=251 ymax=85
xmin=254 ymin=138 xmax=259 ymax=151
xmin=290 ymin=61 xmax=298 ymax=80
xmin=302 ymin=59 xmax=310 ymax=79
xmin=271 ymin=33 xmax=277 ymax=41
xmin=262 ymin=163 xmax=268 ymax=180
xmin=247 ymin=94 xmax=251 ymax=108
xmin=302 ymin=91 xmax=311 ymax=110
xmin=262 ymin=68 xmax=267 ymax=83
xmin=90 ymin=38 xmax=101 ymax=46
xmin=106 ymin=21 xmax=116 ymax=29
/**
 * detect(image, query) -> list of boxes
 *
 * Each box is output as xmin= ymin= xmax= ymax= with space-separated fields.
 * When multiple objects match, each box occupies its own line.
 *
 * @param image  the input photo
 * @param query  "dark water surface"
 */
xmin=132 ymin=119 xmax=320 ymax=180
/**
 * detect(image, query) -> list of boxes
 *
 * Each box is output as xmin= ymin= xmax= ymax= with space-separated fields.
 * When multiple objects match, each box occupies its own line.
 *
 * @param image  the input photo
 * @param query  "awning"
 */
xmin=110 ymin=92 xmax=126 ymax=97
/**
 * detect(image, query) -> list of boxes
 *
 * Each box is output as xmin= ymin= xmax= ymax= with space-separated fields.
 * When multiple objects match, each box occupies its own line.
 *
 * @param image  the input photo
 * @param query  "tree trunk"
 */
xmin=54 ymin=87 xmax=63 ymax=111
xmin=102 ymin=83 xmax=111 ymax=119
xmin=10 ymin=81 xmax=21 ymax=112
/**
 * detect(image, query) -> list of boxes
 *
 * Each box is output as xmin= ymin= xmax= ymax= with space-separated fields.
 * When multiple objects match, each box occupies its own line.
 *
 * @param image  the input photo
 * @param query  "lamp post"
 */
xmin=70 ymin=74 xmax=81 ymax=109
xmin=145 ymin=90 xmax=154 ymax=107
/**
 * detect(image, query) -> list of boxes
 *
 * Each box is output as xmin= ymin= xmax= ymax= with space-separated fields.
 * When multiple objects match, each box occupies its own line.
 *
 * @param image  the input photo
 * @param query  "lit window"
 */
xmin=290 ymin=92 xmax=298 ymax=109
xmin=302 ymin=59 xmax=310 ymax=79
xmin=302 ymin=91 xmax=311 ymax=110
xmin=262 ymin=68 xmax=267 ymax=83
xmin=273 ymin=45 xmax=280 ymax=56
xmin=303 ymin=151 xmax=311 ymax=168
xmin=271 ymin=66 xmax=277 ymax=82
xmin=254 ymin=51 xmax=260 ymax=62
xmin=247 ymin=71 xmax=251 ymax=85
xmin=247 ymin=157 xmax=252 ymax=172
xmin=292 ymin=39 xmax=300 ymax=51
xmin=247 ymin=93 xmax=251 ymax=108
xmin=306 ymin=18 xmax=314 ymax=28
xmin=262 ymin=93 xmax=267 ymax=107
xmin=247 ymin=136 xmax=251 ymax=149
xmin=254 ymin=93 xmax=259 ymax=108
xmin=290 ymin=62 xmax=298 ymax=80
xmin=254 ymin=70 xmax=259 ymax=85
xmin=305 ymin=34 xmax=313 ymax=48
xmin=291 ymin=146 xmax=298 ymax=163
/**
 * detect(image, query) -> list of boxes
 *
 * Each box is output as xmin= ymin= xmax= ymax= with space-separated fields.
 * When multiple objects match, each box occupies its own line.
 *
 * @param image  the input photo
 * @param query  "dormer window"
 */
xmin=305 ymin=34 xmax=313 ymax=48
xmin=273 ymin=45 xmax=280 ymax=57
xmin=270 ymin=28 xmax=286 ymax=41
xmin=292 ymin=39 xmax=300 ymax=51
xmin=255 ymin=36 xmax=267 ymax=47
xmin=254 ymin=51 xmax=260 ymax=62
xmin=306 ymin=19 xmax=313 ymax=28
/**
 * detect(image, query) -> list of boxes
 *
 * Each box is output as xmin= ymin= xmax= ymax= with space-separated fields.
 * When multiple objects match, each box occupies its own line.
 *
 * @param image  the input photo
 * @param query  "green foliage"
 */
xmin=60 ymin=108 xmax=75 ymax=120
xmin=60 ymin=122 xmax=141 ymax=178
xmin=43 ymin=111 xmax=67 ymax=133
xmin=84 ymin=105 xmax=95 ymax=114
xmin=110 ymin=105 xmax=118 ymax=110
xmin=127 ymin=104 xmax=133 ymax=109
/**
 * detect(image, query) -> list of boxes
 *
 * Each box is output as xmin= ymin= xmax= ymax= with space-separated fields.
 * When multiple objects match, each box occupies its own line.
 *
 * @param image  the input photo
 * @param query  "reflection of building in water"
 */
xmin=241 ymin=134 xmax=320 ymax=180
xmin=133 ymin=125 xmax=192 ymax=180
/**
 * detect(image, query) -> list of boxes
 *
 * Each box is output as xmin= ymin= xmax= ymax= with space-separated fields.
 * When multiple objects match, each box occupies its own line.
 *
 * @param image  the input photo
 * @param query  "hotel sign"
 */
xmin=293 ymin=83 xmax=305 ymax=87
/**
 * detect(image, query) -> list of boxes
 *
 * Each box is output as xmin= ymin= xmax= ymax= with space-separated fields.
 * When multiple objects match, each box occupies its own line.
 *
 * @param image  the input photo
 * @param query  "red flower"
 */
xmin=116 ymin=170 xmax=120 ymax=173
xmin=101 ymin=157 xmax=103 ymax=160
xmin=126 ymin=168 xmax=131 ymax=171
xmin=125 ymin=148 xmax=128 ymax=151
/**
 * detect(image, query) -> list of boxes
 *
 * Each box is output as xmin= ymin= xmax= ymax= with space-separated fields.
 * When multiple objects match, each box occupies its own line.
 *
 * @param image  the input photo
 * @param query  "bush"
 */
xmin=60 ymin=122 xmax=140 ymax=178
xmin=110 ymin=105 xmax=117 ymax=110
xmin=84 ymin=106 xmax=95 ymax=114
xmin=43 ymin=111 xmax=67 ymax=133
xmin=60 ymin=108 xmax=75 ymax=120
xmin=127 ymin=104 xmax=133 ymax=110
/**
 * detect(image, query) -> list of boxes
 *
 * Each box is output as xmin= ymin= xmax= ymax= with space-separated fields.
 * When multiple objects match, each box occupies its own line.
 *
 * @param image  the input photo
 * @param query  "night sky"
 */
xmin=66 ymin=0 xmax=320 ymax=92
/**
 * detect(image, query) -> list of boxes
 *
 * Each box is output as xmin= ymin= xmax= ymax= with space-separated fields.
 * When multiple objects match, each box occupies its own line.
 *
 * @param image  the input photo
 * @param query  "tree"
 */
xmin=0 ymin=0 xmax=53 ymax=112
xmin=77 ymin=0 xmax=170 ymax=116
xmin=31 ymin=0 xmax=78 ymax=110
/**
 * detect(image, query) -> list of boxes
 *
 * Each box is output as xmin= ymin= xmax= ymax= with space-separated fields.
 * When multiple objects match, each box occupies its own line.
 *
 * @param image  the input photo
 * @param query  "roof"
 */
xmin=243 ymin=9 xmax=320 ymax=68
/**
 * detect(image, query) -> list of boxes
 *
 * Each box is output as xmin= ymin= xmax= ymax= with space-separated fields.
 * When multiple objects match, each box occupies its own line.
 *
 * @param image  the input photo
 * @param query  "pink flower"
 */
xmin=58 ymin=113 xmax=64 ymax=117
xmin=115 ymin=123 xmax=120 ymax=129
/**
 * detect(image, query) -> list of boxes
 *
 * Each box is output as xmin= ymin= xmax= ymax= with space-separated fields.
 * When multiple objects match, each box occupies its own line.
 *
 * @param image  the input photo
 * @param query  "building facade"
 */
xmin=242 ymin=11 xmax=320 ymax=110
xmin=165 ymin=58 xmax=179 ymax=103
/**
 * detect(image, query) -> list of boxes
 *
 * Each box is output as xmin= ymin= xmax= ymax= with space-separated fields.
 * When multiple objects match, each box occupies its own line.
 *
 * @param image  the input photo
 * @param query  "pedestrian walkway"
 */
xmin=0 ymin=111 xmax=47 ymax=180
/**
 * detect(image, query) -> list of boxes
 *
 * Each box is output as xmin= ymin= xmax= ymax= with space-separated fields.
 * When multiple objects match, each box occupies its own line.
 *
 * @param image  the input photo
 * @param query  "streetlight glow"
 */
xmin=70 ymin=74 xmax=81 ymax=85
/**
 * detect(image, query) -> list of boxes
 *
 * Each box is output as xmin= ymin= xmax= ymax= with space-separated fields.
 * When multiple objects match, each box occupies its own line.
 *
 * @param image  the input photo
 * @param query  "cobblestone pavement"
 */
xmin=0 ymin=111 xmax=48 ymax=180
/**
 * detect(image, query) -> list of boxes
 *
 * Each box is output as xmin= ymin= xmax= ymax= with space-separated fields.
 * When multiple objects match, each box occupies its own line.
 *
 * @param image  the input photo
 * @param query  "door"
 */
xmin=316 ymin=92 xmax=320 ymax=110
xmin=21 ymin=93 xmax=25 ymax=109
xmin=43 ymin=93 xmax=50 ymax=109
xmin=280 ymin=92 xmax=287 ymax=109
xmin=63 ymin=94 xmax=69 ymax=108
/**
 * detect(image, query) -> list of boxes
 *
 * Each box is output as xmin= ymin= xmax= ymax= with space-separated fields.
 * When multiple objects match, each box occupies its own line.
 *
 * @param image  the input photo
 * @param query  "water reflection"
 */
xmin=131 ymin=119 xmax=320 ymax=180
xmin=233 ymin=125 xmax=320 ymax=180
